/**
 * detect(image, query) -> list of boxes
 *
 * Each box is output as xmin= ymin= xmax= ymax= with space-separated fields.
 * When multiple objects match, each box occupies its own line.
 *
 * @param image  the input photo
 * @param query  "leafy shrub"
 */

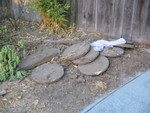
xmin=0 ymin=45 xmax=28 ymax=82
xmin=0 ymin=25 xmax=28 ymax=82
xmin=30 ymin=0 xmax=70 ymax=33
xmin=17 ymin=40 xmax=27 ymax=58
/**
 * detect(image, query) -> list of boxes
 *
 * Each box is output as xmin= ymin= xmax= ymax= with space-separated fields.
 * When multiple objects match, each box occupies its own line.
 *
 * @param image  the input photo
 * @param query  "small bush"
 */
xmin=0 ymin=45 xmax=28 ymax=82
xmin=30 ymin=0 xmax=70 ymax=33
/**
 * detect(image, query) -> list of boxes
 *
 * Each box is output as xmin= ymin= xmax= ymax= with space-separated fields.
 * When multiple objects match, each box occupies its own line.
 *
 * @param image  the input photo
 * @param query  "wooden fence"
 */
xmin=75 ymin=0 xmax=150 ymax=45
xmin=1 ymin=0 xmax=150 ymax=45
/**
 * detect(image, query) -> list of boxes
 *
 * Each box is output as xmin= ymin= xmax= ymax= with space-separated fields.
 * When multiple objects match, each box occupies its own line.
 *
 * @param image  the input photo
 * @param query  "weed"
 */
xmin=0 ymin=45 xmax=28 ymax=82
xmin=30 ymin=0 xmax=70 ymax=33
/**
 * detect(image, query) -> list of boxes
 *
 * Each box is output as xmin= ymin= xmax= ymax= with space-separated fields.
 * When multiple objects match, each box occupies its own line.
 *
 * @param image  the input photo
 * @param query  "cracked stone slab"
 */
xmin=18 ymin=48 xmax=59 ymax=70
xmin=61 ymin=42 xmax=90 ymax=60
xmin=78 ymin=56 xmax=109 ymax=76
xmin=72 ymin=47 xmax=100 ymax=65
xmin=31 ymin=63 xmax=64 ymax=84
xmin=101 ymin=47 xmax=124 ymax=58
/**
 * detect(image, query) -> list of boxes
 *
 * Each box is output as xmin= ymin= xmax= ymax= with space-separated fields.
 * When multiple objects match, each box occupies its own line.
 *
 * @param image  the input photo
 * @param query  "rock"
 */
xmin=0 ymin=90 xmax=7 ymax=96
xmin=94 ymin=81 xmax=108 ymax=90
xmin=18 ymin=48 xmax=59 ymax=70
xmin=101 ymin=47 xmax=124 ymax=57
xmin=69 ymin=74 xmax=78 ymax=79
xmin=72 ymin=47 xmax=100 ymax=65
xmin=39 ymin=103 xmax=46 ymax=108
xmin=61 ymin=42 xmax=90 ymax=60
xmin=31 ymin=63 xmax=64 ymax=84
xmin=77 ymin=76 xmax=86 ymax=83
xmin=78 ymin=56 xmax=109 ymax=76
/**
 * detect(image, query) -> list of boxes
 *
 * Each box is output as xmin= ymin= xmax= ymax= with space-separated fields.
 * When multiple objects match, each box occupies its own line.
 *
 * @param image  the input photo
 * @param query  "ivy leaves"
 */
xmin=0 ymin=45 xmax=28 ymax=82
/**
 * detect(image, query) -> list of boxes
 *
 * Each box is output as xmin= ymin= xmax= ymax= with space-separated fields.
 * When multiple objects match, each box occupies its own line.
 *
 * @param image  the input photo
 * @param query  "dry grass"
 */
xmin=94 ymin=81 xmax=108 ymax=90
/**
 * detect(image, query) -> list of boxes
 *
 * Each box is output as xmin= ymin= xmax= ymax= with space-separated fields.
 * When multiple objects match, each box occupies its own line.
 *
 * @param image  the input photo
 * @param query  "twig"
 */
xmin=18 ymin=72 xmax=32 ymax=83
xmin=43 ymin=40 xmax=81 ymax=45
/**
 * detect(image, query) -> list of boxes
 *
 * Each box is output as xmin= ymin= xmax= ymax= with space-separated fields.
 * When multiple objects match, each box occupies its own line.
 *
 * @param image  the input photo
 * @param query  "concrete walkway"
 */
xmin=81 ymin=70 xmax=150 ymax=113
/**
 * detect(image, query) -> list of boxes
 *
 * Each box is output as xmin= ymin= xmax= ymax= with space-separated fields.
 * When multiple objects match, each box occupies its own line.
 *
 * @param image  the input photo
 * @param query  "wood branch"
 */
xmin=43 ymin=40 xmax=135 ymax=48
xmin=18 ymin=72 xmax=32 ymax=83
xmin=43 ymin=40 xmax=81 ymax=45
xmin=115 ymin=44 xmax=135 ymax=49
xmin=28 ymin=39 xmax=135 ymax=49
xmin=0 ymin=41 xmax=18 ymax=47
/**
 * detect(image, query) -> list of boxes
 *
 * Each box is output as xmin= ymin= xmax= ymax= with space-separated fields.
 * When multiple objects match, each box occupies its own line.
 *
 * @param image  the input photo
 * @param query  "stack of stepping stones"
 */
xmin=61 ymin=42 xmax=126 ymax=76
xmin=18 ymin=41 xmax=134 ymax=83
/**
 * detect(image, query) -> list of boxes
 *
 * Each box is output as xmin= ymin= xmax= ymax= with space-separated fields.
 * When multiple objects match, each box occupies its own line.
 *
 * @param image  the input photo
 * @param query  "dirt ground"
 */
xmin=0 ymin=20 xmax=150 ymax=113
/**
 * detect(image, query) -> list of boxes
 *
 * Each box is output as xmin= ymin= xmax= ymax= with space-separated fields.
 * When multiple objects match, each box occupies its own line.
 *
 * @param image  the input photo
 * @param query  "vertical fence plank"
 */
xmin=132 ymin=0 xmax=150 ymax=44
xmin=112 ymin=0 xmax=122 ymax=38
xmin=77 ymin=0 xmax=87 ymax=30
xmin=96 ymin=0 xmax=113 ymax=34
xmin=121 ymin=0 xmax=134 ymax=40
xmin=145 ymin=0 xmax=150 ymax=41
xmin=102 ymin=0 xmax=113 ymax=35
xmin=97 ymin=0 xmax=105 ymax=33
xmin=129 ymin=0 xmax=137 ymax=40
xmin=140 ymin=0 xmax=149 ymax=36
xmin=85 ymin=0 xmax=96 ymax=32
xmin=132 ymin=0 xmax=141 ymax=38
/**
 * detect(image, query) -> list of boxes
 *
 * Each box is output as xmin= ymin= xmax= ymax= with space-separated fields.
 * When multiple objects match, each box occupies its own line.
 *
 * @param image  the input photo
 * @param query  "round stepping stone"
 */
xmin=31 ymin=63 xmax=64 ymax=84
xmin=72 ymin=47 xmax=100 ymax=65
xmin=101 ymin=47 xmax=124 ymax=57
xmin=78 ymin=56 xmax=109 ymax=76
xmin=62 ymin=42 xmax=90 ymax=60
xmin=18 ymin=48 xmax=59 ymax=70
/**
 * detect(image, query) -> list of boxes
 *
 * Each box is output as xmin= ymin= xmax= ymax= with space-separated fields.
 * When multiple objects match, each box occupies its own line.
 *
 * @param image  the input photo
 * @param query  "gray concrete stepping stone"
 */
xmin=72 ymin=47 xmax=100 ymax=65
xmin=31 ymin=63 xmax=64 ymax=84
xmin=78 ymin=56 xmax=109 ymax=76
xmin=18 ymin=48 xmax=59 ymax=70
xmin=61 ymin=42 xmax=90 ymax=60
xmin=101 ymin=47 xmax=124 ymax=57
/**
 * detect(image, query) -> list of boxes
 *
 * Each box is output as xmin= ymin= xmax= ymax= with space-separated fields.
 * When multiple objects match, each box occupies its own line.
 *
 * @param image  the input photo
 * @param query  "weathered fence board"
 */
xmin=121 ymin=0 xmax=134 ymax=40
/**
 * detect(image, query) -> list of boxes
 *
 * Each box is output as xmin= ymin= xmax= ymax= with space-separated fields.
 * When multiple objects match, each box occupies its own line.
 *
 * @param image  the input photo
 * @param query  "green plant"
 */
xmin=0 ymin=27 xmax=14 ymax=50
xmin=0 ymin=28 xmax=6 ymax=34
xmin=17 ymin=40 xmax=27 ymax=57
xmin=30 ymin=0 xmax=70 ymax=33
xmin=0 ymin=45 xmax=28 ymax=82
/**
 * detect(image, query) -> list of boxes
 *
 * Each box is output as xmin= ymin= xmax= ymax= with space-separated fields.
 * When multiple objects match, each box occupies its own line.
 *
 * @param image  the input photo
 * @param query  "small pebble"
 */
xmin=0 ymin=90 xmax=7 ymax=96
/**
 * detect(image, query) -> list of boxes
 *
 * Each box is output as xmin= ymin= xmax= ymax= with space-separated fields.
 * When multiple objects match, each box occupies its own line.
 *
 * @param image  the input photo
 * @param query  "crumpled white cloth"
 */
xmin=91 ymin=38 xmax=126 ymax=51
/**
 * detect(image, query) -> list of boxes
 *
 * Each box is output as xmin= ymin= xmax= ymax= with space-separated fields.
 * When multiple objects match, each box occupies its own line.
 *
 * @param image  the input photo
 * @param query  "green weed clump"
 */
xmin=0 ymin=43 xmax=28 ymax=82
xmin=30 ymin=0 xmax=70 ymax=33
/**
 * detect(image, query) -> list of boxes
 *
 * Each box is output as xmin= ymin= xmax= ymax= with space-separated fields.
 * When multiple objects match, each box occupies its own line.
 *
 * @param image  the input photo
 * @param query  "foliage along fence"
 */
xmin=1 ymin=0 xmax=150 ymax=45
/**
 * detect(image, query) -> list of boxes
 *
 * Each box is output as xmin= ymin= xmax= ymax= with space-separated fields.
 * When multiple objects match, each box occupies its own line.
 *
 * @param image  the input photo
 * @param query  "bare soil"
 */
xmin=0 ymin=20 xmax=150 ymax=113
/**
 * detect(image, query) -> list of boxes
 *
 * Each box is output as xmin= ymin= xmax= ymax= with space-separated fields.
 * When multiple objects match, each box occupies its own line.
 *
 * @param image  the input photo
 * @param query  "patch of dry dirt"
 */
xmin=0 ymin=20 xmax=150 ymax=113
